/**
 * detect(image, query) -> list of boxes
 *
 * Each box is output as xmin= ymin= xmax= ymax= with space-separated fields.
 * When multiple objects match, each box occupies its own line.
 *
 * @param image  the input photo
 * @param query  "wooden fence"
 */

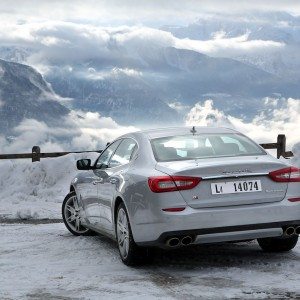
xmin=0 ymin=146 xmax=102 ymax=162
xmin=0 ymin=134 xmax=294 ymax=162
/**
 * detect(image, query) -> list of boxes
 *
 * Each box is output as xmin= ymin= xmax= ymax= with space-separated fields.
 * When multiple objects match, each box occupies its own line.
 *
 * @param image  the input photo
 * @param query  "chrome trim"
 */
xmin=202 ymin=172 xmax=269 ymax=180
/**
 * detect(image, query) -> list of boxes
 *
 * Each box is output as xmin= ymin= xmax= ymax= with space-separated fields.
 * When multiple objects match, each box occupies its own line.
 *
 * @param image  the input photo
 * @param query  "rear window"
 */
xmin=151 ymin=133 xmax=266 ymax=162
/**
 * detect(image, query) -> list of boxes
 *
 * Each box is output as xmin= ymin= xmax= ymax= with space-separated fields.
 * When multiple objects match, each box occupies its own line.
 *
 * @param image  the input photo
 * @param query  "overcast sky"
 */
xmin=1 ymin=0 xmax=300 ymax=27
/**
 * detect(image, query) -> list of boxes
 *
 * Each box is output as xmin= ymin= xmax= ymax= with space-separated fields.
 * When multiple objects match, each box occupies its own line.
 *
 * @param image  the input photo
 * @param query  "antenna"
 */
xmin=190 ymin=126 xmax=197 ymax=135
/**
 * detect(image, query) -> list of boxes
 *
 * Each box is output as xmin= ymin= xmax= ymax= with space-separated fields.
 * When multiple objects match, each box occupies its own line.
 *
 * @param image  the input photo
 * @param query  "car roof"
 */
xmin=123 ymin=126 xmax=239 ymax=140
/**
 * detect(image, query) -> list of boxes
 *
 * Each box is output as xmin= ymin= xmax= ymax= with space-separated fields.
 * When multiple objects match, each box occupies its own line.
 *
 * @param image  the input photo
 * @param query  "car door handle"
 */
xmin=92 ymin=179 xmax=103 ymax=185
xmin=109 ymin=178 xmax=118 ymax=184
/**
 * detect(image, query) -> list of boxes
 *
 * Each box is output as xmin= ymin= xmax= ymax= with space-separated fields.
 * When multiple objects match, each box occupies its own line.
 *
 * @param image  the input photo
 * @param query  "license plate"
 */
xmin=211 ymin=180 xmax=262 ymax=195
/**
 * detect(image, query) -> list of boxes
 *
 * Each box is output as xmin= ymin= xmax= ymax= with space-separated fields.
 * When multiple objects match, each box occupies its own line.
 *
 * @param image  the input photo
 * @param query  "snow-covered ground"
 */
xmin=0 ymin=222 xmax=299 ymax=299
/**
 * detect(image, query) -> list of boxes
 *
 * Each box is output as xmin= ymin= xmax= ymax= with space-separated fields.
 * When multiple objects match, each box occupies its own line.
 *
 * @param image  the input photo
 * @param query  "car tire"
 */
xmin=116 ymin=202 xmax=153 ymax=266
xmin=257 ymin=235 xmax=298 ymax=252
xmin=62 ymin=191 xmax=95 ymax=236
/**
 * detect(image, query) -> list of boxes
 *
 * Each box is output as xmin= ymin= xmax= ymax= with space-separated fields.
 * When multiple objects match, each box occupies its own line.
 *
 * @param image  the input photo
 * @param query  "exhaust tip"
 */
xmin=285 ymin=226 xmax=296 ymax=236
xmin=181 ymin=235 xmax=193 ymax=246
xmin=166 ymin=237 xmax=180 ymax=247
xmin=295 ymin=226 xmax=300 ymax=235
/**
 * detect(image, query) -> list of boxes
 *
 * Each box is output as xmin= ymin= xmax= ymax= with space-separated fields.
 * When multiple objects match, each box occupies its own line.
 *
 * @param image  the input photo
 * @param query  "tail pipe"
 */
xmin=284 ymin=226 xmax=296 ymax=236
xmin=166 ymin=237 xmax=180 ymax=247
xmin=295 ymin=226 xmax=300 ymax=235
xmin=181 ymin=235 xmax=193 ymax=246
xmin=166 ymin=235 xmax=195 ymax=247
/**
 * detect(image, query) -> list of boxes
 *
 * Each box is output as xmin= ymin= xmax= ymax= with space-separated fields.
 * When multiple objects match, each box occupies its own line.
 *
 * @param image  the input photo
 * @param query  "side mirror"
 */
xmin=77 ymin=159 xmax=92 ymax=170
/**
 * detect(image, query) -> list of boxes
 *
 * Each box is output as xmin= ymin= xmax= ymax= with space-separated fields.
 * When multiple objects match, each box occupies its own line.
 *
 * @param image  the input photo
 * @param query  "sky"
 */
xmin=0 ymin=0 xmax=299 ymax=153
xmin=0 ymin=0 xmax=300 ymax=27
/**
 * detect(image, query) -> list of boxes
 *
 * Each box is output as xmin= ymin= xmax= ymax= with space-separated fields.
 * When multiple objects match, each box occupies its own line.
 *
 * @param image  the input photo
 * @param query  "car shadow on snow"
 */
xmin=87 ymin=232 xmax=299 ymax=270
xmin=150 ymin=241 xmax=299 ymax=269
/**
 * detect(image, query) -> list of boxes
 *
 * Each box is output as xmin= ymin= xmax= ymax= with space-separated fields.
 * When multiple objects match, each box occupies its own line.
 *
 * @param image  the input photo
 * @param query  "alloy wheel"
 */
xmin=63 ymin=195 xmax=89 ymax=234
xmin=117 ymin=208 xmax=130 ymax=259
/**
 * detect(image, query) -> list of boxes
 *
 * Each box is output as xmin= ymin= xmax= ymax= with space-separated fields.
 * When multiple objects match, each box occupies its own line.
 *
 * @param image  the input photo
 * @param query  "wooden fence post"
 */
xmin=277 ymin=134 xmax=286 ymax=159
xmin=32 ymin=146 xmax=41 ymax=162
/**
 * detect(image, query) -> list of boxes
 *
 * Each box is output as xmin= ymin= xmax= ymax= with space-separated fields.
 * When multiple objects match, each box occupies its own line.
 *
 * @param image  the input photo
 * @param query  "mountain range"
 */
xmin=0 ymin=12 xmax=299 ymax=136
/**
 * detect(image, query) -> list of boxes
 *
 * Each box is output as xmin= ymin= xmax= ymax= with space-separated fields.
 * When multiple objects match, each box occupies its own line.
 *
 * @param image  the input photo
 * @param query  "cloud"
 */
xmin=292 ymin=143 xmax=300 ymax=167
xmin=0 ymin=1 xmax=299 ymax=27
xmin=175 ymin=33 xmax=285 ymax=57
xmin=0 ymin=111 xmax=138 ymax=153
xmin=168 ymin=101 xmax=191 ymax=112
xmin=0 ymin=21 xmax=286 ymax=74
xmin=85 ymin=67 xmax=142 ymax=80
xmin=186 ymin=97 xmax=300 ymax=149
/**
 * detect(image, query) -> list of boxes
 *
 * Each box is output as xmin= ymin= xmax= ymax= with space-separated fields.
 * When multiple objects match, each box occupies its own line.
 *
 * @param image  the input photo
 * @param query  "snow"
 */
xmin=0 ymin=153 xmax=98 ymax=219
xmin=0 ymin=222 xmax=299 ymax=299
xmin=292 ymin=143 xmax=300 ymax=167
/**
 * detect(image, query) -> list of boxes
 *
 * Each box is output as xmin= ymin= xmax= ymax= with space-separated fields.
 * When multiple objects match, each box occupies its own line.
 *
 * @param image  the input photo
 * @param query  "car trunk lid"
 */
xmin=155 ymin=155 xmax=288 ymax=208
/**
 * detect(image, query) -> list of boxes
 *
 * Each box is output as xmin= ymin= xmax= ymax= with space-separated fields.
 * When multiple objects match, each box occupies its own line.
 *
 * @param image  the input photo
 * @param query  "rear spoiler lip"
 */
xmin=202 ymin=172 xmax=269 ymax=180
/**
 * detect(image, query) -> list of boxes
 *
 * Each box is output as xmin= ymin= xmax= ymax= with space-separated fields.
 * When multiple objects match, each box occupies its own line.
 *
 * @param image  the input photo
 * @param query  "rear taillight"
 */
xmin=269 ymin=167 xmax=300 ymax=182
xmin=148 ymin=176 xmax=201 ymax=193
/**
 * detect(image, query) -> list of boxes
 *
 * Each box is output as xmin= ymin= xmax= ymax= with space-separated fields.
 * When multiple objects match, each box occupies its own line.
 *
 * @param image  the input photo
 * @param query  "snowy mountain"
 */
xmin=43 ymin=46 xmax=299 ymax=125
xmin=162 ymin=12 xmax=300 ymax=79
xmin=46 ymin=67 xmax=179 ymax=126
xmin=0 ymin=59 xmax=69 ymax=135
xmin=0 ymin=14 xmax=300 ymax=128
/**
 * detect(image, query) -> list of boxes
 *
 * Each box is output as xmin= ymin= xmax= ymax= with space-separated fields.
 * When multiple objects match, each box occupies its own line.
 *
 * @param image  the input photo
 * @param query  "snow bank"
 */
xmin=0 ymin=153 xmax=98 ymax=219
xmin=292 ymin=143 xmax=300 ymax=167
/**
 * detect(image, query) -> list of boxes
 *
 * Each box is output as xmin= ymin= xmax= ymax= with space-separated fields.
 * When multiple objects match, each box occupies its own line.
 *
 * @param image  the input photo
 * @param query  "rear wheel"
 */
xmin=116 ymin=202 xmax=153 ymax=266
xmin=62 ymin=192 xmax=94 ymax=236
xmin=257 ymin=235 xmax=298 ymax=252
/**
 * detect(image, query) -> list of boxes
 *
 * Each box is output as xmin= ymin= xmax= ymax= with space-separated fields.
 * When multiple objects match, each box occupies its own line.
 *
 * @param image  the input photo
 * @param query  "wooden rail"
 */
xmin=0 ymin=146 xmax=102 ymax=162
xmin=260 ymin=134 xmax=293 ymax=159
xmin=0 ymin=134 xmax=294 ymax=162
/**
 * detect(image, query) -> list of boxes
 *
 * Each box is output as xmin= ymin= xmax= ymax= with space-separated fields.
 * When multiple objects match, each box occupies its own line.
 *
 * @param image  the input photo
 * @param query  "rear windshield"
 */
xmin=151 ymin=133 xmax=266 ymax=162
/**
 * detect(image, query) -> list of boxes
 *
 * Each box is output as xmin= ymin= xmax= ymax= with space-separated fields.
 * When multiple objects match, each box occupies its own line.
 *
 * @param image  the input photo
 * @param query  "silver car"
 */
xmin=62 ymin=127 xmax=300 ymax=265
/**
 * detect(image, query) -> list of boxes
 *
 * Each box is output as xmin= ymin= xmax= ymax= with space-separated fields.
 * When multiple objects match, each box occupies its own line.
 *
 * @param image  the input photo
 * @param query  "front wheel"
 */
xmin=116 ymin=203 xmax=153 ymax=266
xmin=257 ymin=235 xmax=298 ymax=252
xmin=62 ymin=192 xmax=94 ymax=236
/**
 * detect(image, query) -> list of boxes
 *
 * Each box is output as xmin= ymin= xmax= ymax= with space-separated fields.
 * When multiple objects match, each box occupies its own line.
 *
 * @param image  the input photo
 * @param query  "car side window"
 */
xmin=95 ymin=140 xmax=121 ymax=169
xmin=109 ymin=139 xmax=137 ymax=168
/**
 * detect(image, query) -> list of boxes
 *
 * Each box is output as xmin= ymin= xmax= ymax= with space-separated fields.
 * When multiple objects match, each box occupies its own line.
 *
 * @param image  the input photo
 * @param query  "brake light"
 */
xmin=162 ymin=207 xmax=186 ymax=212
xmin=148 ymin=176 xmax=201 ymax=193
xmin=288 ymin=197 xmax=300 ymax=202
xmin=269 ymin=167 xmax=300 ymax=182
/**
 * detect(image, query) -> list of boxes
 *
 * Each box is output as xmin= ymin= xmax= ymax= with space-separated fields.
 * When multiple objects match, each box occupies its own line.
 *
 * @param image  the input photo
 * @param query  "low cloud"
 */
xmin=0 ymin=111 xmax=138 ymax=153
xmin=175 ymin=33 xmax=285 ymax=57
xmin=292 ymin=143 xmax=300 ymax=167
xmin=0 ymin=22 xmax=285 ymax=73
xmin=186 ymin=97 xmax=300 ymax=149
xmin=168 ymin=101 xmax=191 ymax=113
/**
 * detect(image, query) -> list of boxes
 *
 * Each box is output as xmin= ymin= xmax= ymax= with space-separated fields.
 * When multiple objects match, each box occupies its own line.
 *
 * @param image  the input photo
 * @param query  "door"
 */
xmin=84 ymin=140 xmax=121 ymax=226
xmin=77 ymin=169 xmax=99 ymax=226
xmin=98 ymin=138 xmax=138 ymax=233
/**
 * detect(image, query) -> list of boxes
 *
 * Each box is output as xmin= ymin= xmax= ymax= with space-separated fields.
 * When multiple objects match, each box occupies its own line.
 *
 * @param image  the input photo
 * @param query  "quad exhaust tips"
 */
xmin=166 ymin=235 xmax=194 ymax=247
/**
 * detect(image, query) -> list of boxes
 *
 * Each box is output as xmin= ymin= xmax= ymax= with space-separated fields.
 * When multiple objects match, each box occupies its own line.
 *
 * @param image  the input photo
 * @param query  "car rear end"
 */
xmin=132 ymin=129 xmax=300 ymax=248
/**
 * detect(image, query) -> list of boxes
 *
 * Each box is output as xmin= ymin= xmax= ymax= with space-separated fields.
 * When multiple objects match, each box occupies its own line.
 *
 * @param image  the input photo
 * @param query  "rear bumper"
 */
xmin=137 ymin=220 xmax=300 ymax=247
xmin=131 ymin=199 xmax=300 ymax=246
